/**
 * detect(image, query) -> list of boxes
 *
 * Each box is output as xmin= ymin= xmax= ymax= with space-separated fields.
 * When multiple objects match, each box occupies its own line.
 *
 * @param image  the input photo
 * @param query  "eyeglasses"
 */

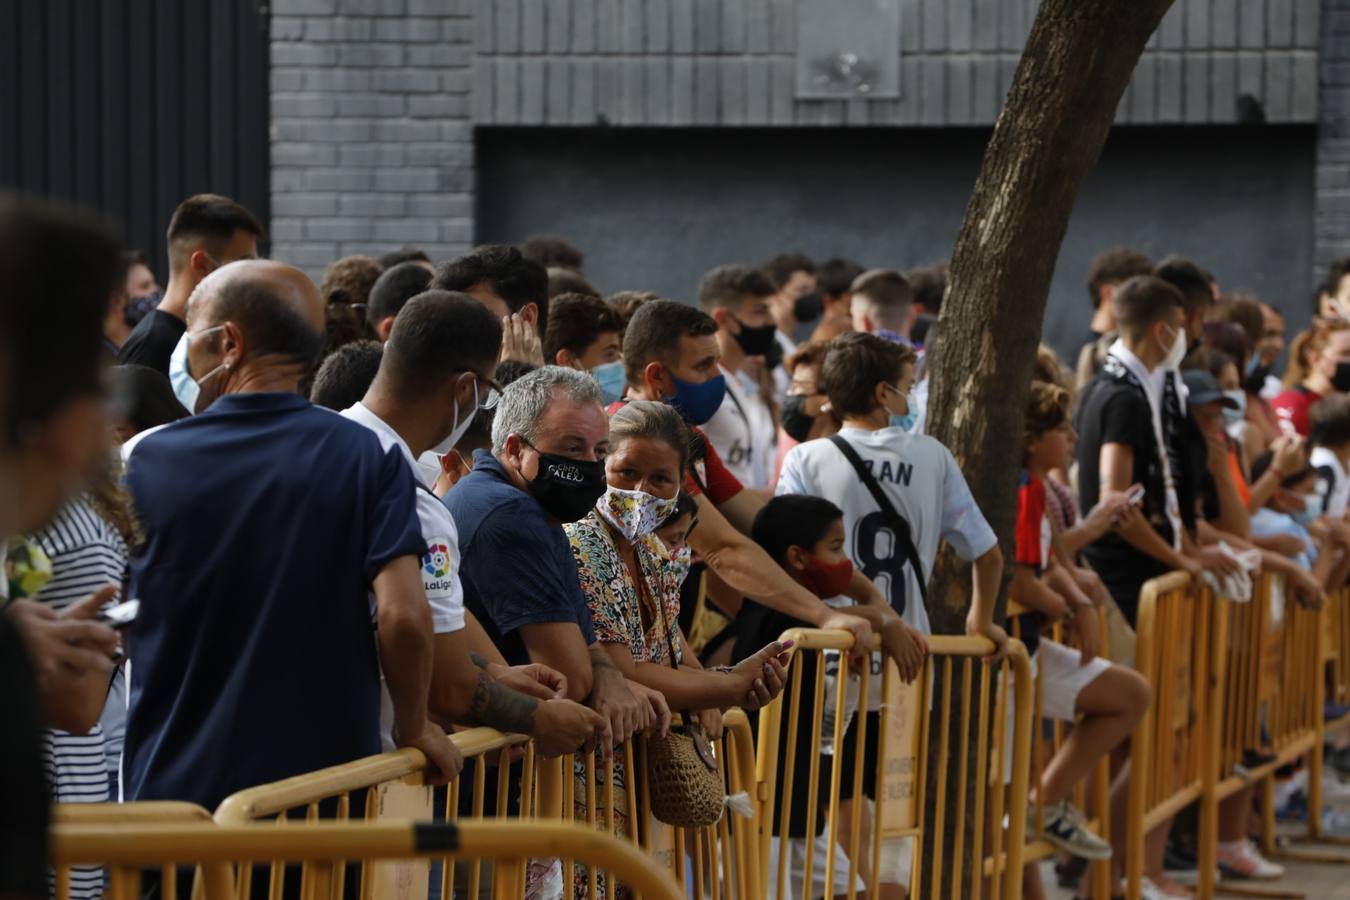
xmin=478 ymin=376 xmax=503 ymax=410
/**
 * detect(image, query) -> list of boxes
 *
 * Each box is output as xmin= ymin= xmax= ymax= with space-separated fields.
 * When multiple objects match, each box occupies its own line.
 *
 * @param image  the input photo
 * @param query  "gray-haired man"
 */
xmin=443 ymin=366 xmax=669 ymax=750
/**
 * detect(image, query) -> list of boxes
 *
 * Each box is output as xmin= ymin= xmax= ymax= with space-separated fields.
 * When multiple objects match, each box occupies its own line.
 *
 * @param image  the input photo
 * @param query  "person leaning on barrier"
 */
xmin=122 ymin=260 xmax=459 ymax=813
xmin=1012 ymin=382 xmax=1150 ymax=894
xmin=567 ymin=400 xmax=791 ymax=735
xmin=344 ymin=291 xmax=603 ymax=759
xmin=444 ymin=366 xmax=671 ymax=753
xmin=618 ymin=299 xmax=882 ymax=664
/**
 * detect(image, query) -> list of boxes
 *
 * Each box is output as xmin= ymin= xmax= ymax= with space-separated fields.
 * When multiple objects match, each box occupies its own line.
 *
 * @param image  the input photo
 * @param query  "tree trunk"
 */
xmin=920 ymin=0 xmax=1174 ymax=894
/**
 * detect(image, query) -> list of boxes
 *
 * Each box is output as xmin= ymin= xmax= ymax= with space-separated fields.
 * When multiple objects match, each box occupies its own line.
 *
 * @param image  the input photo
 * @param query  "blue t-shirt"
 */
xmin=443 ymin=450 xmax=596 ymax=666
xmin=122 ymin=393 xmax=424 ymax=809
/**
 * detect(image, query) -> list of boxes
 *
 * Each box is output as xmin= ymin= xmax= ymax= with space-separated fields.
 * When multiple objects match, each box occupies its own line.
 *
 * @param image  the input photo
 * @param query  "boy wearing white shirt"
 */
xmin=698 ymin=264 xmax=782 ymax=491
xmin=777 ymin=332 xmax=1005 ymax=644
xmin=777 ymin=332 xmax=1006 ymax=894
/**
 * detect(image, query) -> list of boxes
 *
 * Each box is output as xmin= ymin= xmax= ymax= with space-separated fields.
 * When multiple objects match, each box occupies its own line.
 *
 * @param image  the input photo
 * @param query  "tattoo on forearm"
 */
xmin=469 ymin=652 xmax=489 ymax=670
xmin=467 ymin=670 xmax=539 ymax=735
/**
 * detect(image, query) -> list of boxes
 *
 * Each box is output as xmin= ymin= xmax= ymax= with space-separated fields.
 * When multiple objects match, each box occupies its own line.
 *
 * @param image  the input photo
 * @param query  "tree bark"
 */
xmin=920 ymin=0 xmax=1174 ymax=894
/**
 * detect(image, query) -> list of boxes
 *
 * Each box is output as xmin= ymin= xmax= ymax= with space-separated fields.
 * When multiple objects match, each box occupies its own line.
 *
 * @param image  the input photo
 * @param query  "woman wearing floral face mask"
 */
xmin=558 ymin=401 xmax=791 ymax=898
xmin=565 ymin=400 xmax=792 ymax=739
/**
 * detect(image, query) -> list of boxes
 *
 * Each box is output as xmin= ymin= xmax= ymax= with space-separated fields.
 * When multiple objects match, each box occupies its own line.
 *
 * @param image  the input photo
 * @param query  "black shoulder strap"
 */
xmin=827 ymin=434 xmax=928 ymax=609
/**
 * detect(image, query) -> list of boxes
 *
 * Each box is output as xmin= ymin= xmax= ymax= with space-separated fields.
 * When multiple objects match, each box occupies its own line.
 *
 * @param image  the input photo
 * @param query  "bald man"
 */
xmin=122 ymin=260 xmax=459 ymax=811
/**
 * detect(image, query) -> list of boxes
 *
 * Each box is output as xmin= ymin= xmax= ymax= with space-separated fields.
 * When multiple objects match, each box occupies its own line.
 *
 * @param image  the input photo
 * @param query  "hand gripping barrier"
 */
xmin=752 ymin=629 xmax=1035 ymax=900
xmin=211 ymin=714 xmax=759 ymax=899
xmin=48 ymin=820 xmax=685 ymax=900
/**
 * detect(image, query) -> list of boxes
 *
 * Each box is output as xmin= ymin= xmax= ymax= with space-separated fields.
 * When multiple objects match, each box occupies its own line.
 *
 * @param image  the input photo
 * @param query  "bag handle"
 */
xmin=827 ymin=434 xmax=928 ymax=613
xmin=632 ymin=549 xmax=694 ymax=720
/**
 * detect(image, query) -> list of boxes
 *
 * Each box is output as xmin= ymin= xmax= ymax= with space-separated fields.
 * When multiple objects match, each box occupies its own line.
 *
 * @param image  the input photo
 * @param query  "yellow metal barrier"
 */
xmin=1125 ymin=572 xmax=1213 ymax=900
xmin=215 ymin=713 xmax=759 ymax=899
xmin=215 ymin=726 xmax=533 ymax=898
xmin=51 ymin=802 xmax=217 ymax=899
xmin=753 ymin=629 xmax=1034 ymax=900
xmin=49 ymin=819 xmax=685 ymax=900
xmin=1008 ymin=603 xmax=1114 ymax=900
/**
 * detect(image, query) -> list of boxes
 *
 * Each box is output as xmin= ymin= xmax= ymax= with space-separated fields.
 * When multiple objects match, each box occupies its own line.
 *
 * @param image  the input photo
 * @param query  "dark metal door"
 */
xmin=0 ymin=0 xmax=271 ymax=278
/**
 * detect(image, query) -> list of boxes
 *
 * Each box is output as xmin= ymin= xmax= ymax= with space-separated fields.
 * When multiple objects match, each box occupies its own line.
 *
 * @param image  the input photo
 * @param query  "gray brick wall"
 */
xmin=269 ymin=0 xmax=475 ymax=281
xmin=1317 ymin=0 xmax=1350 ymax=281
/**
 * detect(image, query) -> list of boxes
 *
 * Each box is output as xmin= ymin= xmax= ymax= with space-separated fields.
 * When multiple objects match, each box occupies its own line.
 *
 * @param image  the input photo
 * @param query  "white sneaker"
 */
xmin=1217 ymin=839 xmax=1285 ymax=880
xmin=1034 ymin=800 xmax=1112 ymax=861
xmin=1140 ymin=875 xmax=1192 ymax=899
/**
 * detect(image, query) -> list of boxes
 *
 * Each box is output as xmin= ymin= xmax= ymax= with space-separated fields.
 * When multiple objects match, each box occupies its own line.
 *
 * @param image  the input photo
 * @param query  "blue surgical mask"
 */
xmin=665 ymin=371 xmax=727 ymax=426
xmin=890 ymin=413 xmax=917 ymax=431
xmin=168 ymin=326 xmax=226 ymax=414
xmin=884 ymin=382 xmax=914 ymax=431
xmin=591 ymin=360 xmax=627 ymax=406
xmin=1293 ymin=494 xmax=1321 ymax=527
xmin=1222 ymin=389 xmax=1247 ymax=425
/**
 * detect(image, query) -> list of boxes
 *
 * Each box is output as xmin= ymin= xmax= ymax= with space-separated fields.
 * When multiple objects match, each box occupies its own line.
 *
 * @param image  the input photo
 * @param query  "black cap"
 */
xmin=1181 ymin=369 xmax=1239 ymax=409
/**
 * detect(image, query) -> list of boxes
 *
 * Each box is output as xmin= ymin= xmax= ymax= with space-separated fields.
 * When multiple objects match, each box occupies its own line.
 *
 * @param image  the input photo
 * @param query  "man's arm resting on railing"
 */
xmin=373 ymin=556 xmax=460 ymax=783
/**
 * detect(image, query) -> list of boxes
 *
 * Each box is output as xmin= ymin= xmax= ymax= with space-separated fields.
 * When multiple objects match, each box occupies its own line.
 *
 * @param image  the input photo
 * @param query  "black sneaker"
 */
xmin=1056 ymin=856 xmax=1089 ymax=888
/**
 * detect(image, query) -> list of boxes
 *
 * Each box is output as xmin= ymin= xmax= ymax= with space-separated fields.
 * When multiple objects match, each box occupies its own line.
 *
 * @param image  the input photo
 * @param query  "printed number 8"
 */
xmin=852 ymin=510 xmax=908 ymax=616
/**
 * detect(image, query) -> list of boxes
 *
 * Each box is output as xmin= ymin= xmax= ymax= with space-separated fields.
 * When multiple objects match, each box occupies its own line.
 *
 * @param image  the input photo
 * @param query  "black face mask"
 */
xmin=1334 ymin=361 xmax=1350 ymax=393
xmin=781 ymin=394 xmax=816 ymax=443
xmin=733 ymin=318 xmax=778 ymax=357
xmin=522 ymin=441 xmax=608 ymax=523
xmin=793 ymin=292 xmax=823 ymax=323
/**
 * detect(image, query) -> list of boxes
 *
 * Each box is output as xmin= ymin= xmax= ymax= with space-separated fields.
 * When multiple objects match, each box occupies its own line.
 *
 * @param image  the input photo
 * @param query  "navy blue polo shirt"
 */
xmin=443 ymin=450 xmax=596 ymax=667
xmin=122 ymin=393 xmax=424 ymax=809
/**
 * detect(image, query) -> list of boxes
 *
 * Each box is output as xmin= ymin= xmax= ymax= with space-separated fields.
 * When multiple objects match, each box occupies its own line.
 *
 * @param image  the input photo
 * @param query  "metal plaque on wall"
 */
xmin=796 ymin=0 xmax=902 ymax=100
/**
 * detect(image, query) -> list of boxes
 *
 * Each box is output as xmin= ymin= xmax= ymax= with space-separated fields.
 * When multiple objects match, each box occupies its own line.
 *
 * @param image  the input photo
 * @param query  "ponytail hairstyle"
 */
xmin=1023 ymin=381 xmax=1071 ymax=467
xmin=1284 ymin=317 xmax=1350 ymax=387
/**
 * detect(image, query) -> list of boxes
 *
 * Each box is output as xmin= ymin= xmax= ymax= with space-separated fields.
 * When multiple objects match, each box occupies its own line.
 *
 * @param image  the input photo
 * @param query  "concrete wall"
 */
xmin=474 ymin=0 xmax=1320 ymax=128
xmin=476 ymin=125 xmax=1316 ymax=361
xmin=1317 ymin=0 xmax=1350 ymax=276
xmin=266 ymin=0 xmax=1346 ymax=301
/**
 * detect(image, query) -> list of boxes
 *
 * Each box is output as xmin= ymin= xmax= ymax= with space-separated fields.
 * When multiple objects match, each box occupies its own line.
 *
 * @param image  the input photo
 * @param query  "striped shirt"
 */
xmin=30 ymin=498 xmax=128 ymax=900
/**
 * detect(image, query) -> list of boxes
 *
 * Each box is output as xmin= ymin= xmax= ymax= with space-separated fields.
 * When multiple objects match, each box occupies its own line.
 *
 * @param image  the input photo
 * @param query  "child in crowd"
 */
xmin=1015 ymin=382 xmax=1152 ymax=898
xmin=742 ymin=494 xmax=874 ymax=900
xmin=778 ymin=331 xmax=1005 ymax=897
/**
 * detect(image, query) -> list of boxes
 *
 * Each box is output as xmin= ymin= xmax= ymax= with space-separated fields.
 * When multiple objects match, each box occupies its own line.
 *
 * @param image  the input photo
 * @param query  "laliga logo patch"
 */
xmin=547 ymin=461 xmax=585 ymax=483
xmin=422 ymin=542 xmax=451 ymax=579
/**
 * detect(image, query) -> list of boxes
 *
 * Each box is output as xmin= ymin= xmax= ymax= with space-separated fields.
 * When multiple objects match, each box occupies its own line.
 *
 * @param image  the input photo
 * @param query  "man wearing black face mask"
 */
xmin=344 ymin=293 xmax=603 ymax=757
xmin=444 ymin=366 xmax=671 ymax=752
xmin=697 ymin=264 xmax=782 ymax=491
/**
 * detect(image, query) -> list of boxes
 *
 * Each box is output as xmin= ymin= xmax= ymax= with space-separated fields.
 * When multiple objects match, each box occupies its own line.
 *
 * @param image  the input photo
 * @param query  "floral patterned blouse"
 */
xmin=565 ymin=510 xmax=684 ymax=666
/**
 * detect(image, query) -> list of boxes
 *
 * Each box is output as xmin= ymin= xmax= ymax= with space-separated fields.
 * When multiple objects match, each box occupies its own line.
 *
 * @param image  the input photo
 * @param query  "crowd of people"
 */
xmin=4 ymin=187 xmax=1350 ymax=900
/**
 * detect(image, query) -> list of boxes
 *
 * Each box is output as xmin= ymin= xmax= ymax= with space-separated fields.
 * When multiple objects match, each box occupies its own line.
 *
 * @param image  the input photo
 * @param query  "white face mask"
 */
xmin=1160 ymin=325 xmax=1187 ymax=370
xmin=430 ymin=379 xmax=479 ymax=455
xmin=168 ymin=326 xmax=227 ymax=414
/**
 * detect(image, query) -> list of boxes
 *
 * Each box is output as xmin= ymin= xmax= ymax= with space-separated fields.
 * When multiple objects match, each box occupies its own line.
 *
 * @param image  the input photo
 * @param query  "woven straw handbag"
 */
xmin=641 ymin=560 xmax=725 ymax=828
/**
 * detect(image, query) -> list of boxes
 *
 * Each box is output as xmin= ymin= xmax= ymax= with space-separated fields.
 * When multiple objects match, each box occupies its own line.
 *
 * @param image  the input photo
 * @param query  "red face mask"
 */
xmin=801 ymin=555 xmax=854 ymax=599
